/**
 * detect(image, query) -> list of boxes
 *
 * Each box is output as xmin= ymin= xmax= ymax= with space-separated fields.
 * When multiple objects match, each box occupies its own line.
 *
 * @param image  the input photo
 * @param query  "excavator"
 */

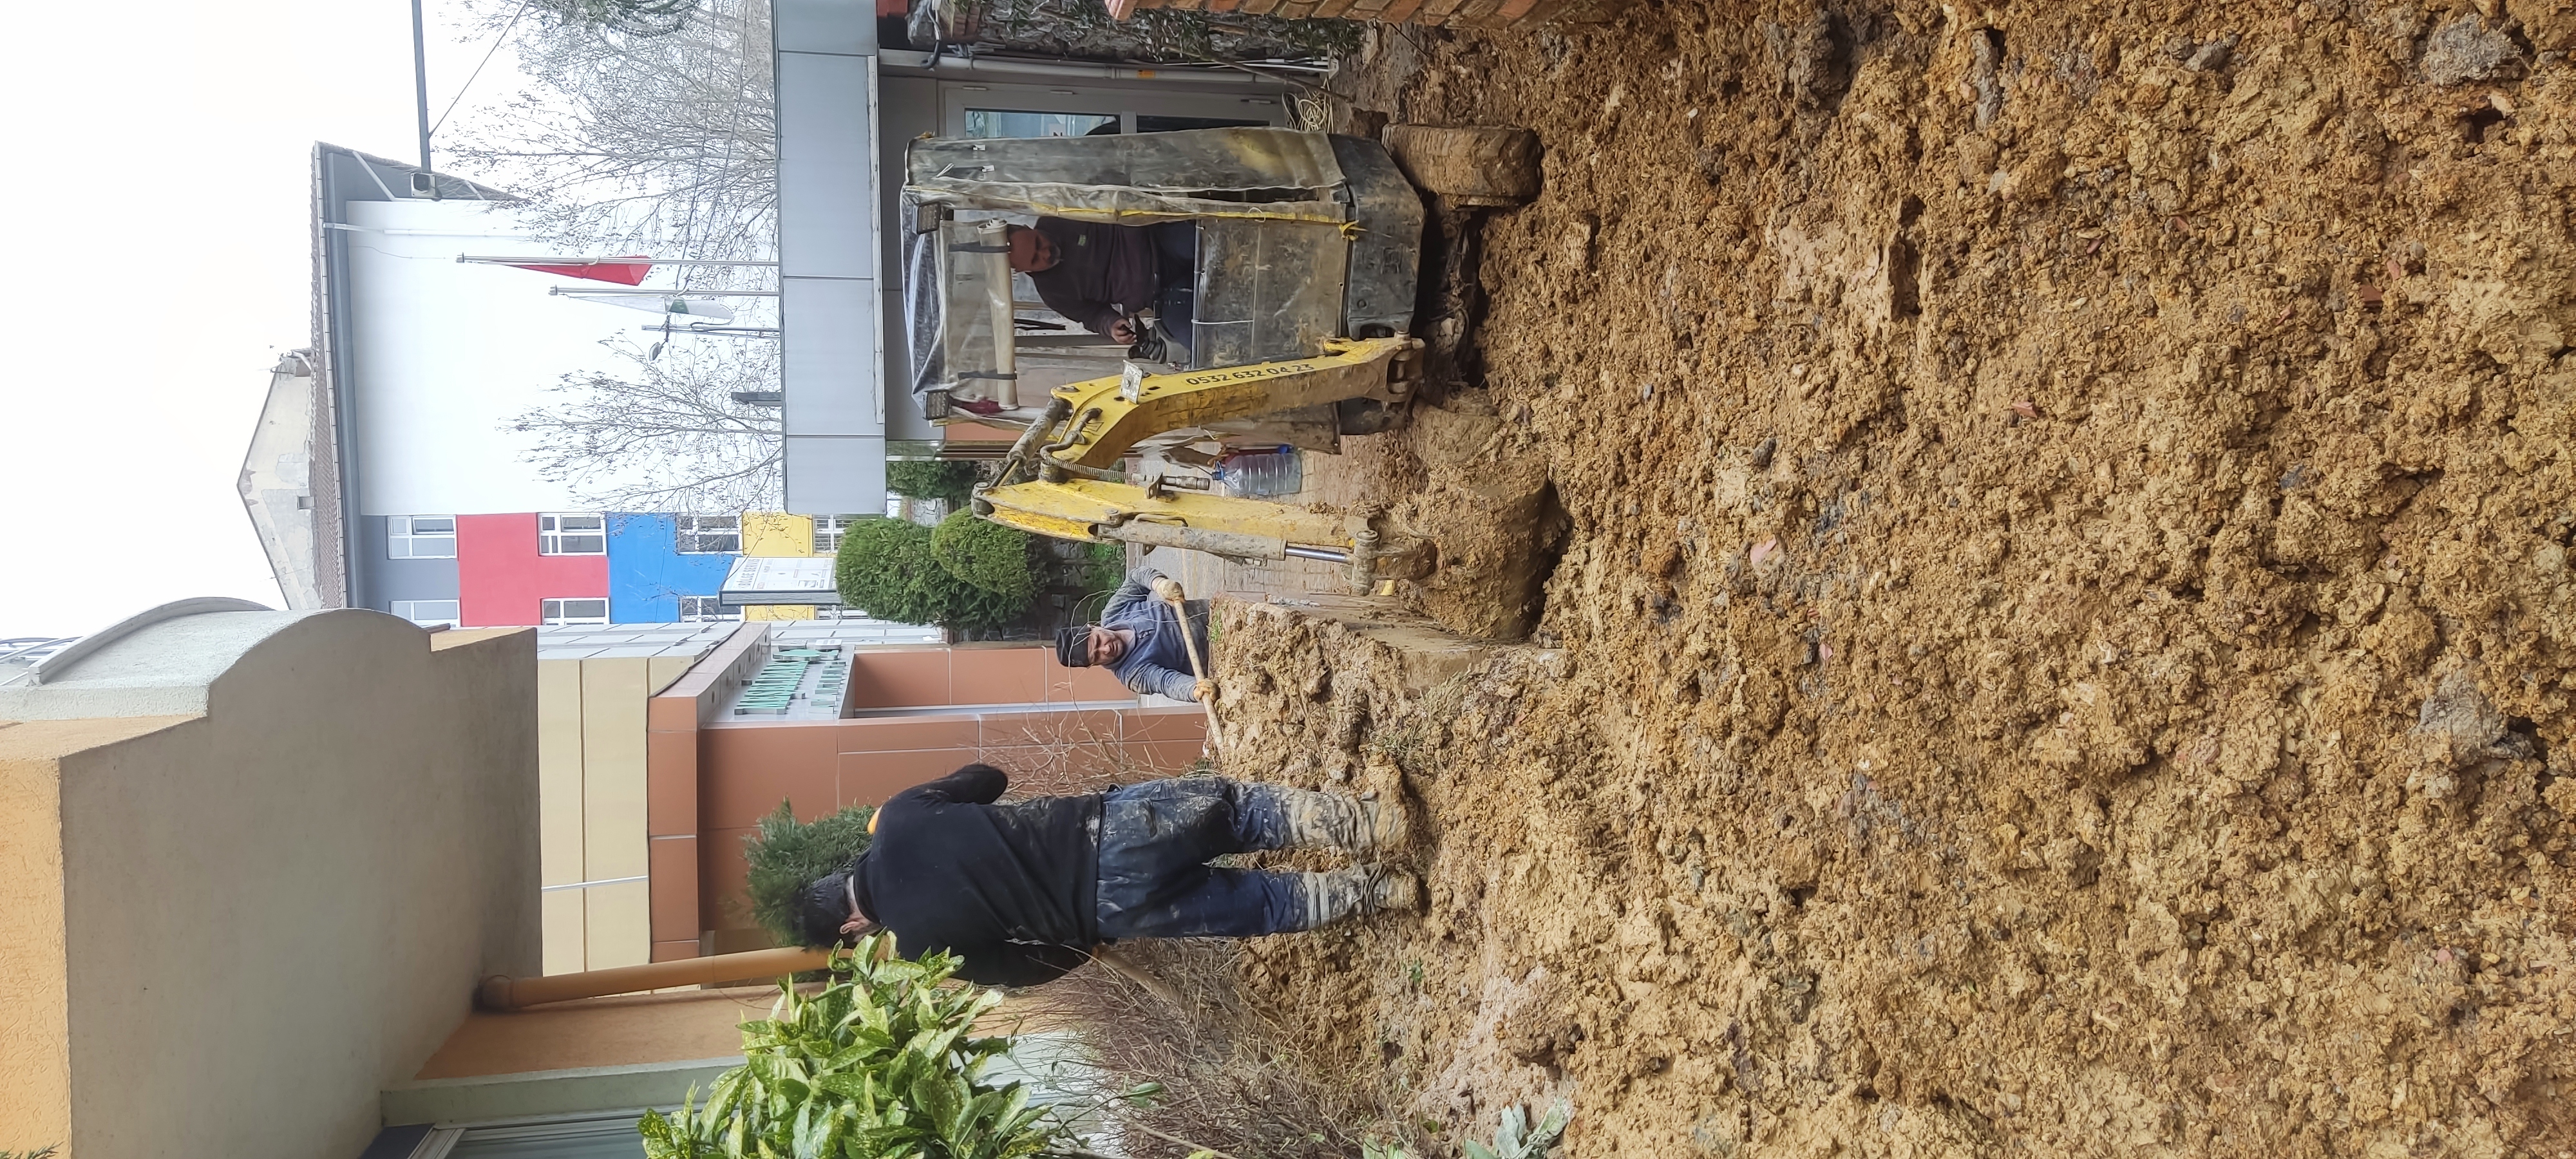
xmin=900 ymin=124 xmax=1541 ymax=637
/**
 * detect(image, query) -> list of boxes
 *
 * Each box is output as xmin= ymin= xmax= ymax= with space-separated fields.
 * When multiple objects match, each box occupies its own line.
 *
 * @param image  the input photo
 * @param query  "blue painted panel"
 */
xmin=607 ymin=513 xmax=734 ymax=623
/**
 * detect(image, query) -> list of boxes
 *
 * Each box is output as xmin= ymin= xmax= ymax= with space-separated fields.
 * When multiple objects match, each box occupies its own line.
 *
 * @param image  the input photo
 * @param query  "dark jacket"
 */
xmin=850 ymin=764 xmax=1101 ymax=987
xmin=1028 ymin=217 xmax=1160 ymax=338
xmin=1103 ymin=565 xmax=1210 ymax=702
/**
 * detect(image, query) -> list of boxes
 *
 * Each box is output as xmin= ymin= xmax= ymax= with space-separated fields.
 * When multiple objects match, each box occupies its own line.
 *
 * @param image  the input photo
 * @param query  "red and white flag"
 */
xmin=565 ymin=294 xmax=736 ymax=324
xmin=500 ymin=257 xmax=654 ymax=285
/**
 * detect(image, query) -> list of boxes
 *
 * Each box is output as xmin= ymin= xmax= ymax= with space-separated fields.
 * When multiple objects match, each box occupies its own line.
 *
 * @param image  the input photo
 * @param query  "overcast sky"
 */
xmin=0 ymin=1 xmax=528 ymax=638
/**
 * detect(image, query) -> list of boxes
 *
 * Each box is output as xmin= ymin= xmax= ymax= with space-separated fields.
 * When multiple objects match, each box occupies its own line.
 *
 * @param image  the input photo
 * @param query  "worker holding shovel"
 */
xmin=1054 ymin=565 xmax=1215 ymax=704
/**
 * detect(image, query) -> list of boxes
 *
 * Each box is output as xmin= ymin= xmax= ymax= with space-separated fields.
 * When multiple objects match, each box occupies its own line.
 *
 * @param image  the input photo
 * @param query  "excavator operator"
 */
xmin=1004 ymin=218 xmax=1195 ymax=357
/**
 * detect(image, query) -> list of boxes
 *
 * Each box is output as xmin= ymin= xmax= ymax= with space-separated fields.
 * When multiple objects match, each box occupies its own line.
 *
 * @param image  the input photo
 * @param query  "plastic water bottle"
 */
xmin=1215 ymin=446 xmax=1303 ymax=498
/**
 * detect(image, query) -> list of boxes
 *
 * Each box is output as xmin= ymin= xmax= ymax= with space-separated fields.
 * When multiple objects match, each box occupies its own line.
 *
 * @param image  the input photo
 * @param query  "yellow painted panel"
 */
xmin=741 ymin=512 xmax=817 ymax=557
xmin=583 ymin=880 xmax=653 ymax=970
xmin=743 ymin=604 xmax=816 ymax=621
xmin=537 ymin=659 xmax=587 ymax=887
xmin=541 ymin=889 xmax=587 ymax=976
xmin=580 ymin=658 xmax=650 ymax=881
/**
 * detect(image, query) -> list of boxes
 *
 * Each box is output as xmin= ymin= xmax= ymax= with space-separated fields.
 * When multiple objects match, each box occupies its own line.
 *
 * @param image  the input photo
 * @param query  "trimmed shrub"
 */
xmin=835 ymin=516 xmax=1023 ymax=630
xmin=741 ymin=800 xmax=875 ymax=948
xmin=930 ymin=511 xmax=1038 ymax=605
xmin=1083 ymin=541 xmax=1124 ymax=595
xmin=885 ymin=459 xmax=981 ymax=504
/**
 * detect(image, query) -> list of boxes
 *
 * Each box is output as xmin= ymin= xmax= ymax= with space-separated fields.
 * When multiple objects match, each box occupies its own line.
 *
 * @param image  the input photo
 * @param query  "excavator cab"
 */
xmin=900 ymin=125 xmax=1539 ymax=620
xmin=904 ymin=127 xmax=1424 ymax=400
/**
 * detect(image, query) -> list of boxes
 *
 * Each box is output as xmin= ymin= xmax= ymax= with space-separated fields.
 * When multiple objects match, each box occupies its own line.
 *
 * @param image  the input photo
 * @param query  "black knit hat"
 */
xmin=1054 ymin=625 xmax=1092 ymax=667
xmin=793 ymin=854 xmax=869 ymax=948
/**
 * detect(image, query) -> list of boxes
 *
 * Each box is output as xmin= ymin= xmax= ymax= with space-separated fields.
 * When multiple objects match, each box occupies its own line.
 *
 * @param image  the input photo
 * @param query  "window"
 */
xmin=679 ymin=595 xmax=735 ymax=622
xmin=538 ymin=513 xmax=606 ymax=555
xmin=540 ymin=598 xmax=609 ymax=625
xmin=965 ymin=109 xmax=1117 ymax=138
xmin=812 ymin=515 xmax=862 ymax=556
xmin=419 ymin=1111 xmax=651 ymax=1158
xmin=390 ymin=599 xmax=460 ymax=627
xmin=676 ymin=514 xmax=741 ymax=554
xmin=388 ymin=515 xmax=455 ymax=558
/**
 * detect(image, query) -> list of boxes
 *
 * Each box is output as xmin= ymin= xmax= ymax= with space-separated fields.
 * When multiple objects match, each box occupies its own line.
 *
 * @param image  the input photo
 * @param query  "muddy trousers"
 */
xmin=1093 ymin=778 xmax=1327 ymax=940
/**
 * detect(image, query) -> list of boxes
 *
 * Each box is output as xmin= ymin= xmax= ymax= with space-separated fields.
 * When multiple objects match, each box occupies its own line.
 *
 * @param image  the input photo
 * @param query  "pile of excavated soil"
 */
xmin=1210 ymin=2 xmax=2576 ymax=1155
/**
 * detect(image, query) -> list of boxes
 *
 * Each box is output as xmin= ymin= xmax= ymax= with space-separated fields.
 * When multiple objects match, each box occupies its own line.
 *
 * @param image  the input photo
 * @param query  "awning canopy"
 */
xmin=719 ymin=556 xmax=840 ymax=607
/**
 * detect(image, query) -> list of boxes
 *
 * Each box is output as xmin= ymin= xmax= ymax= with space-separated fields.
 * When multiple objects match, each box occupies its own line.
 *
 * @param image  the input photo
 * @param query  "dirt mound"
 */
xmin=1400 ymin=398 xmax=1560 ymax=641
xmin=1215 ymin=3 xmax=2576 ymax=1155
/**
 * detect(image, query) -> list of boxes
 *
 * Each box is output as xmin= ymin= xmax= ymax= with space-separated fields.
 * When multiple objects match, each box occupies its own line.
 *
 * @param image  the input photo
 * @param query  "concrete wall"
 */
xmin=0 ymin=612 xmax=540 ymax=1159
xmin=0 ymin=715 xmax=185 ymax=1156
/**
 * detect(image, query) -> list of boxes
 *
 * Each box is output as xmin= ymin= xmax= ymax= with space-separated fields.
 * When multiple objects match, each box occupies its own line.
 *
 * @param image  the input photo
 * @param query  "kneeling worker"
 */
xmin=1056 ymin=565 xmax=1210 ymax=702
xmin=793 ymin=764 xmax=1417 ymax=987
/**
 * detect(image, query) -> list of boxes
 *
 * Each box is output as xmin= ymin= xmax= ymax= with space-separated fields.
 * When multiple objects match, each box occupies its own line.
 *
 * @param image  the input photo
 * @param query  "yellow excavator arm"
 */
xmin=972 ymin=336 xmax=1435 ymax=589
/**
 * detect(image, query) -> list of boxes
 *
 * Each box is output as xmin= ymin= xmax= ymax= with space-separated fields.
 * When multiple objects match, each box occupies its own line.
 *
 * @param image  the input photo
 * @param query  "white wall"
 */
xmin=343 ymin=198 xmax=655 ymax=515
xmin=54 ymin=612 xmax=539 ymax=1159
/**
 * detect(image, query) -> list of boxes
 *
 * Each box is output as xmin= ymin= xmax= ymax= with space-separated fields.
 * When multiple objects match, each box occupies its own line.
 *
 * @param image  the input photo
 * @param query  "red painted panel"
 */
xmin=457 ymin=513 xmax=608 ymax=627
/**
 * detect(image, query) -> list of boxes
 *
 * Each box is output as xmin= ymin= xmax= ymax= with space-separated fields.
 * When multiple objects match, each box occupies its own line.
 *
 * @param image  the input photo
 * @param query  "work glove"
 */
xmin=1192 ymin=679 xmax=1217 ymax=702
xmin=1150 ymin=576 xmax=1185 ymax=603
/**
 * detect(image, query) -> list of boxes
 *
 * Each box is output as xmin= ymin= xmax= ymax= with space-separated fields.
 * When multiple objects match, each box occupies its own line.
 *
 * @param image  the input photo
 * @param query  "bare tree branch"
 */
xmin=448 ymin=0 xmax=777 ymax=282
xmin=508 ymin=337 xmax=784 ymax=512
xmin=446 ymin=0 xmax=783 ymax=512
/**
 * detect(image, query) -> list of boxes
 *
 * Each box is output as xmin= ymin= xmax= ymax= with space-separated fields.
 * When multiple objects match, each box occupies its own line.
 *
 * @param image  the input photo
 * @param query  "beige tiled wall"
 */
xmin=539 ymin=654 xmax=706 ymax=974
xmin=536 ymin=661 xmax=587 ymax=975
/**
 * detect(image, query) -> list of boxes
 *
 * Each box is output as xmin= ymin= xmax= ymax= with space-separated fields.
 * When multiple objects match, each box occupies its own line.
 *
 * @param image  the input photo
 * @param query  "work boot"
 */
xmin=1274 ymin=787 xmax=1406 ymax=856
xmin=1298 ymin=865 xmax=1423 ymax=929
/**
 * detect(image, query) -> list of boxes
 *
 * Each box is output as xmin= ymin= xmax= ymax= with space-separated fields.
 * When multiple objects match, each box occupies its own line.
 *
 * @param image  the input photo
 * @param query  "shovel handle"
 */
xmin=1164 ymin=590 xmax=1224 ymax=749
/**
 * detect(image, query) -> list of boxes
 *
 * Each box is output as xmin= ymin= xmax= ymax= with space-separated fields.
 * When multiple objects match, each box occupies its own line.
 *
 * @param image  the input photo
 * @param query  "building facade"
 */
xmin=245 ymin=146 xmax=918 ymax=636
xmin=355 ymin=508 xmax=880 ymax=629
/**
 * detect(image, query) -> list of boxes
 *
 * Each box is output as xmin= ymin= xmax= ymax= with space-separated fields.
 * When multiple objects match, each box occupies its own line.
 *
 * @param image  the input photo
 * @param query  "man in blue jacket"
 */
xmin=1054 ymin=565 xmax=1210 ymax=702
xmin=790 ymin=764 xmax=1415 ymax=988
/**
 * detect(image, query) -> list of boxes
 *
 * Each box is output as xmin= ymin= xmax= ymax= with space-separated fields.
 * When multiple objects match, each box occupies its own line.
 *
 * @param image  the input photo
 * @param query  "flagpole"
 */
xmin=412 ymin=0 xmax=434 ymax=175
xmin=552 ymin=287 xmax=782 ymax=297
xmin=459 ymin=256 xmax=781 ymax=267
xmin=639 ymin=325 xmax=782 ymax=337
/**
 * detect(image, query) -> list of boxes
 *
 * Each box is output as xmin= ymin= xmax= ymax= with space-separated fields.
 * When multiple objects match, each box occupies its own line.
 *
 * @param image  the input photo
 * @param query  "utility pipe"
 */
xmin=477 ymin=946 xmax=829 ymax=1011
